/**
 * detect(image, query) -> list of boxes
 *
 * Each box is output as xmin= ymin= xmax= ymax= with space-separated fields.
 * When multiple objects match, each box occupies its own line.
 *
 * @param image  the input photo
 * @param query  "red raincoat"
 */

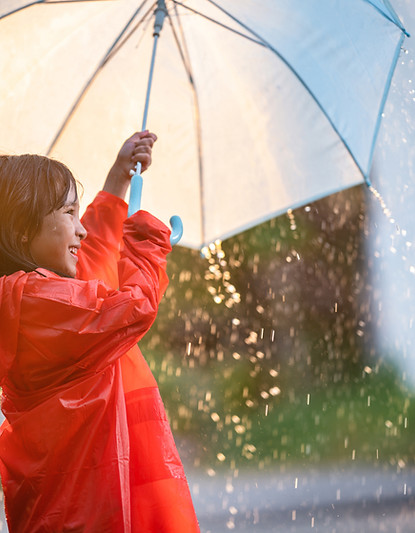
xmin=0 ymin=192 xmax=200 ymax=532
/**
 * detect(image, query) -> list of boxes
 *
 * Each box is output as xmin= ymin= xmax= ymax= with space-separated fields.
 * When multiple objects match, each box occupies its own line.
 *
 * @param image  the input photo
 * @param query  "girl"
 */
xmin=0 ymin=132 xmax=199 ymax=532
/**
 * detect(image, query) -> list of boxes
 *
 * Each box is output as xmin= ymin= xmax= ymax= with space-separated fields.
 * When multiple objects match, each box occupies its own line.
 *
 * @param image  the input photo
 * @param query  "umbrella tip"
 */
xmin=154 ymin=0 xmax=167 ymax=37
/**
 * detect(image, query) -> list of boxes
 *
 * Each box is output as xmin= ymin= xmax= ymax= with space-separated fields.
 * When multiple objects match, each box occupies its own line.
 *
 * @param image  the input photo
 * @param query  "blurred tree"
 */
xmin=140 ymin=185 xmax=415 ymax=470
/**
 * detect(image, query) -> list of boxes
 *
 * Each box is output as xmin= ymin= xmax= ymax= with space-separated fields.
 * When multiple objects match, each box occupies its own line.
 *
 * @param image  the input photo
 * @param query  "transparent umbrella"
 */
xmin=0 ymin=0 xmax=409 ymax=247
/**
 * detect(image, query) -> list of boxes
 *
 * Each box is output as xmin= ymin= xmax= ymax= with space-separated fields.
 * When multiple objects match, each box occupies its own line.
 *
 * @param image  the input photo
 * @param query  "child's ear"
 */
xmin=21 ymin=233 xmax=28 ymax=244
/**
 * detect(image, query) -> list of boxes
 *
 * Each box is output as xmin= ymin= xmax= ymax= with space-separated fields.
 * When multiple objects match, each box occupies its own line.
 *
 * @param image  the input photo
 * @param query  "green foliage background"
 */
xmin=140 ymin=186 xmax=415 ymax=472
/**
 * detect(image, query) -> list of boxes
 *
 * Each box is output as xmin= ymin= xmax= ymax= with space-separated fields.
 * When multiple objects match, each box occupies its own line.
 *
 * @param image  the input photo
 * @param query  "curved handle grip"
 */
xmin=169 ymin=215 xmax=183 ymax=245
xmin=128 ymin=169 xmax=183 ymax=245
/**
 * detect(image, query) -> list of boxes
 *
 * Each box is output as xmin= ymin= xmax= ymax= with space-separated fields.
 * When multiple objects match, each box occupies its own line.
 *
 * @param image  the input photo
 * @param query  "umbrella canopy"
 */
xmin=0 ymin=0 xmax=408 ymax=248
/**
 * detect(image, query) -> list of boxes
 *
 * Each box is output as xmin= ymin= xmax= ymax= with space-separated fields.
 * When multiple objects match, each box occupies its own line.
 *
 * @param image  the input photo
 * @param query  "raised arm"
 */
xmin=77 ymin=132 xmax=157 ymax=286
xmin=12 ymin=210 xmax=171 ymax=391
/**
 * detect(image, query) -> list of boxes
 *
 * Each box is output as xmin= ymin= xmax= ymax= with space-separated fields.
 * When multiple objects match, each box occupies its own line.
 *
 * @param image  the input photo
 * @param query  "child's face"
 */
xmin=28 ymin=184 xmax=87 ymax=277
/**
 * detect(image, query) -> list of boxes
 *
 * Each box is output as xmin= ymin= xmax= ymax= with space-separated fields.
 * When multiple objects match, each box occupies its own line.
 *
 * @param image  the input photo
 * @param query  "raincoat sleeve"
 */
xmin=17 ymin=211 xmax=171 ymax=380
xmin=77 ymin=190 xmax=164 ymax=394
xmin=77 ymin=190 xmax=128 ymax=286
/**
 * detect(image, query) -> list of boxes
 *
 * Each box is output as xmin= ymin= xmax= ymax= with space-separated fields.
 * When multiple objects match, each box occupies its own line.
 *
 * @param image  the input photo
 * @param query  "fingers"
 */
xmin=128 ymin=130 xmax=157 ymax=144
xmin=130 ymin=131 xmax=157 ymax=172
xmin=131 ymin=146 xmax=152 ymax=172
xmin=141 ymin=131 xmax=157 ymax=143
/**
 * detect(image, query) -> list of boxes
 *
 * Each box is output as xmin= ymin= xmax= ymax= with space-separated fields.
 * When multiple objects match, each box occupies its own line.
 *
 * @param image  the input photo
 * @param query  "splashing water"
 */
xmin=201 ymin=240 xmax=241 ymax=307
xmin=369 ymin=185 xmax=396 ymax=224
xmin=286 ymin=208 xmax=299 ymax=240
xmin=369 ymin=185 xmax=414 ymax=274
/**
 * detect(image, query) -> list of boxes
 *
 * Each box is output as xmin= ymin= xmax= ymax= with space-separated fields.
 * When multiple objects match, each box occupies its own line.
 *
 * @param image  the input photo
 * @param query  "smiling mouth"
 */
xmin=69 ymin=247 xmax=79 ymax=257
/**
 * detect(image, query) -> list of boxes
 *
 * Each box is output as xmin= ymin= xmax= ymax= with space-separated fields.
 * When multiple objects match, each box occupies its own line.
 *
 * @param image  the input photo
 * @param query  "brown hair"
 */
xmin=0 ymin=154 xmax=78 ymax=276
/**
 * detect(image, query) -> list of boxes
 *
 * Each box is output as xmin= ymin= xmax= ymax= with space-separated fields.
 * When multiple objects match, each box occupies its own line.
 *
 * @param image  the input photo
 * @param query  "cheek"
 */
xmin=29 ymin=223 xmax=60 ymax=261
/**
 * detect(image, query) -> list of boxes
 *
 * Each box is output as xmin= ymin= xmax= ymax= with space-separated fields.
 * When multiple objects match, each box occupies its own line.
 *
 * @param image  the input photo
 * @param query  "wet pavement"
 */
xmin=187 ymin=464 xmax=415 ymax=532
xmin=0 ymin=464 xmax=414 ymax=531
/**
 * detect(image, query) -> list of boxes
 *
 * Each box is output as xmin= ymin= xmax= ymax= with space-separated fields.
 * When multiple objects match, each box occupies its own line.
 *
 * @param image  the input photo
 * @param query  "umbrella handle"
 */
xmin=169 ymin=215 xmax=184 ymax=246
xmin=128 ymin=169 xmax=143 ymax=217
xmin=128 ymin=164 xmax=183 ymax=245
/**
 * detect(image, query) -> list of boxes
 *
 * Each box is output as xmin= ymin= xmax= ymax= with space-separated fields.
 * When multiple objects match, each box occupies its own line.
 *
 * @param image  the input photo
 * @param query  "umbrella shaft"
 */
xmin=141 ymin=34 xmax=160 ymax=131
xmin=130 ymin=27 xmax=161 ymax=208
xmin=133 ymin=32 xmax=160 ymax=177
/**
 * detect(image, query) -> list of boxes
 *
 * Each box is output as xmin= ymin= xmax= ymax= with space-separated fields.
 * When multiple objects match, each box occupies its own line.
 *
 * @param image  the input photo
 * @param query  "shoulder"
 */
xmin=21 ymin=269 xmax=108 ymax=309
xmin=0 ymin=270 xmax=28 ymax=299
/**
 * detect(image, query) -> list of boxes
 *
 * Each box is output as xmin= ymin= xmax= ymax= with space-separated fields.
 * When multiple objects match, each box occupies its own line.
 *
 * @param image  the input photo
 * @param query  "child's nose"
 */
xmin=77 ymin=220 xmax=87 ymax=241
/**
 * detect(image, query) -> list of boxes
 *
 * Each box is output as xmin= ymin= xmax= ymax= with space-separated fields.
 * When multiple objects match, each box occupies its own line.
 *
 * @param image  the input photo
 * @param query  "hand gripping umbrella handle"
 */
xmin=128 ymin=163 xmax=183 ymax=246
xmin=128 ymin=0 xmax=182 ymax=245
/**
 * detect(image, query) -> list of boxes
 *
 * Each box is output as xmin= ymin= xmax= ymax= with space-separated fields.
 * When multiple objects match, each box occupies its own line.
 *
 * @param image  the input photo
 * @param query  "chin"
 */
xmin=65 ymin=268 xmax=77 ymax=278
xmin=54 ymin=265 xmax=77 ymax=278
